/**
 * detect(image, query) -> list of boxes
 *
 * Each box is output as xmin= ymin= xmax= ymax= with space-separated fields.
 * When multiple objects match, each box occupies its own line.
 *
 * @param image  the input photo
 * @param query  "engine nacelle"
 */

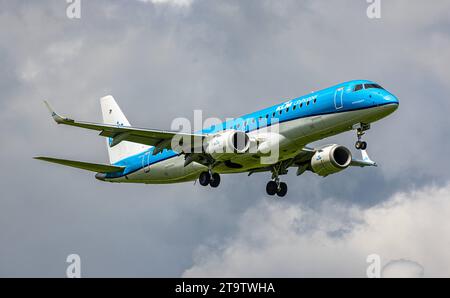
xmin=311 ymin=145 xmax=352 ymax=177
xmin=205 ymin=130 xmax=252 ymax=160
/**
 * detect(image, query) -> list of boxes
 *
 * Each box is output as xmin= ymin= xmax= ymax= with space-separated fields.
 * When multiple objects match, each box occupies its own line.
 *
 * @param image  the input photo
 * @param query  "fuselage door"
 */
xmin=334 ymin=87 xmax=344 ymax=110
xmin=142 ymin=151 xmax=151 ymax=173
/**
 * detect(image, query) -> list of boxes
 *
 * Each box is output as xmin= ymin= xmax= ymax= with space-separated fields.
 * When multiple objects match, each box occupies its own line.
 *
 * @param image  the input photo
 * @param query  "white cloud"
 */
xmin=183 ymin=183 xmax=450 ymax=277
xmin=382 ymin=259 xmax=424 ymax=278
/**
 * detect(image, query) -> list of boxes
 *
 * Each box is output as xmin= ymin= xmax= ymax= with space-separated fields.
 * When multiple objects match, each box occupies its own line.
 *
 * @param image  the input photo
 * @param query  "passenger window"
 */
xmin=279 ymin=110 xmax=282 ymax=115
xmin=286 ymin=107 xmax=289 ymax=112
xmin=354 ymin=84 xmax=363 ymax=92
xmin=306 ymin=101 xmax=310 ymax=106
xmin=272 ymin=112 xmax=275 ymax=117
xmin=313 ymin=98 xmax=317 ymax=104
xmin=293 ymin=105 xmax=296 ymax=110
xmin=300 ymin=103 xmax=303 ymax=108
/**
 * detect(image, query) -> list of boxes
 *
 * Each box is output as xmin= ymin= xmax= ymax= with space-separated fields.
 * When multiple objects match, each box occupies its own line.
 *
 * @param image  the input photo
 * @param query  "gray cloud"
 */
xmin=0 ymin=0 xmax=449 ymax=276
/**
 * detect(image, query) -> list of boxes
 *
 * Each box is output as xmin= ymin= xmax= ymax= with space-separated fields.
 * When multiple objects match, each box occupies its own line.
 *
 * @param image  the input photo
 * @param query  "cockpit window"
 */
xmin=354 ymin=84 xmax=363 ymax=92
xmin=364 ymin=83 xmax=384 ymax=90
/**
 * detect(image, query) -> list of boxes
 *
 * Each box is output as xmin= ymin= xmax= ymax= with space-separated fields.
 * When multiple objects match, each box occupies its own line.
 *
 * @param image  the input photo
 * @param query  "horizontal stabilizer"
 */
xmin=34 ymin=157 xmax=125 ymax=173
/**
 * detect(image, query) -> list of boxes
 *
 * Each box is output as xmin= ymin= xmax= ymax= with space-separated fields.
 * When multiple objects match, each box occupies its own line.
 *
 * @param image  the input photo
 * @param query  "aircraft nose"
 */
xmin=382 ymin=93 xmax=399 ymax=114
xmin=384 ymin=93 xmax=399 ymax=105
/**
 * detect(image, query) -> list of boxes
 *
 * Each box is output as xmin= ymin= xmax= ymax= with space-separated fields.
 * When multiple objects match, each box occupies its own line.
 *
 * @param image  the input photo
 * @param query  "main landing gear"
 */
xmin=266 ymin=163 xmax=288 ymax=197
xmin=266 ymin=180 xmax=287 ymax=197
xmin=354 ymin=123 xmax=370 ymax=150
xmin=199 ymin=171 xmax=221 ymax=188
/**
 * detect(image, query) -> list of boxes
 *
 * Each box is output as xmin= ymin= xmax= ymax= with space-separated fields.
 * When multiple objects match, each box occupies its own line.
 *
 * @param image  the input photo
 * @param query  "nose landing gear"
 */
xmin=355 ymin=140 xmax=367 ymax=150
xmin=353 ymin=123 xmax=370 ymax=150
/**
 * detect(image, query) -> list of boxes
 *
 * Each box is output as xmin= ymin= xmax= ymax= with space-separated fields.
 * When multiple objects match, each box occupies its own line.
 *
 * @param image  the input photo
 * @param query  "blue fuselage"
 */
xmin=106 ymin=80 xmax=399 ymax=180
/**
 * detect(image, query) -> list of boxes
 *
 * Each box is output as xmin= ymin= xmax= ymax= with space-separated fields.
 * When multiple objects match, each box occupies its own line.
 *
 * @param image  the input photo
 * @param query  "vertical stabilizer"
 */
xmin=100 ymin=95 xmax=147 ymax=164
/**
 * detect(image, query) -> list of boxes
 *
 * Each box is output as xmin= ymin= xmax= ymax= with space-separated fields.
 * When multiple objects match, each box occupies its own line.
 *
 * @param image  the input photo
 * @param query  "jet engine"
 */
xmin=311 ymin=144 xmax=352 ymax=177
xmin=205 ymin=130 xmax=252 ymax=160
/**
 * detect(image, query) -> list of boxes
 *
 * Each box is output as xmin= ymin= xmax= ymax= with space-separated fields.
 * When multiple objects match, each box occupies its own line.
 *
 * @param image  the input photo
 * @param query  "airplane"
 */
xmin=35 ymin=80 xmax=399 ymax=197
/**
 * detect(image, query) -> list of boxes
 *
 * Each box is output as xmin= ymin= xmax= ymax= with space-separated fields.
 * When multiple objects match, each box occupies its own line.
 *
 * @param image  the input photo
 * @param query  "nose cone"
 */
xmin=384 ymin=93 xmax=399 ymax=106
xmin=382 ymin=93 xmax=399 ymax=114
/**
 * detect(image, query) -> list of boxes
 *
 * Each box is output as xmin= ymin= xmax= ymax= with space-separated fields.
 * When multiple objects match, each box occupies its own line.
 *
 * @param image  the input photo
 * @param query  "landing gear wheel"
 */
xmin=360 ymin=141 xmax=367 ymax=150
xmin=356 ymin=141 xmax=368 ymax=150
xmin=277 ymin=182 xmax=288 ymax=197
xmin=266 ymin=181 xmax=278 ymax=196
xmin=354 ymin=123 xmax=370 ymax=151
xmin=209 ymin=173 xmax=221 ymax=188
xmin=199 ymin=171 xmax=211 ymax=186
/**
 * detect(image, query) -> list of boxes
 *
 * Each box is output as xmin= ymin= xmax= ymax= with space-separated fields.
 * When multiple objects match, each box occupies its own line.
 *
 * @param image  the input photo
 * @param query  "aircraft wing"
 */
xmin=44 ymin=101 xmax=206 ymax=153
xmin=34 ymin=157 xmax=125 ymax=173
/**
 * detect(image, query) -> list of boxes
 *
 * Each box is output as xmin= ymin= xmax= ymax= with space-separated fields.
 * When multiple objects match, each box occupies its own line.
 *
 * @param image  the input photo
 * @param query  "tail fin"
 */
xmin=100 ymin=95 xmax=147 ymax=164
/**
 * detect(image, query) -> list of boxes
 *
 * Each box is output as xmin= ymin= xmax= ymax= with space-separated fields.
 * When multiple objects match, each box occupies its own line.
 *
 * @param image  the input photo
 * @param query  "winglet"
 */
xmin=43 ymin=100 xmax=72 ymax=124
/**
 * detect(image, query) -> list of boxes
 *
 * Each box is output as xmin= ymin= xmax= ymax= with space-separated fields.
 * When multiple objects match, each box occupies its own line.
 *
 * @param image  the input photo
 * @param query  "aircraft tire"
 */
xmin=277 ymin=182 xmax=288 ymax=197
xmin=199 ymin=171 xmax=211 ymax=186
xmin=266 ymin=181 xmax=278 ymax=196
xmin=210 ymin=173 xmax=221 ymax=188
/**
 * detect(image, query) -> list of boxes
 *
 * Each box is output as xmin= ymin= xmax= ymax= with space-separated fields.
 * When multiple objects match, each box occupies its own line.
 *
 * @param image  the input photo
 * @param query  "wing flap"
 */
xmin=34 ymin=157 xmax=125 ymax=173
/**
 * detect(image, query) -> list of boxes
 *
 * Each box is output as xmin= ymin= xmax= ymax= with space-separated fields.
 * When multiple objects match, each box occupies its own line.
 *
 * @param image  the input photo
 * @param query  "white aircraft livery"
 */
xmin=36 ymin=80 xmax=399 ymax=197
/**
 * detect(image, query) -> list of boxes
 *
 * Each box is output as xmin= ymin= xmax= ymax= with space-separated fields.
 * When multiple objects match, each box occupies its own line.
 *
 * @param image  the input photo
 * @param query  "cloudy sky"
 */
xmin=0 ymin=0 xmax=449 ymax=277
